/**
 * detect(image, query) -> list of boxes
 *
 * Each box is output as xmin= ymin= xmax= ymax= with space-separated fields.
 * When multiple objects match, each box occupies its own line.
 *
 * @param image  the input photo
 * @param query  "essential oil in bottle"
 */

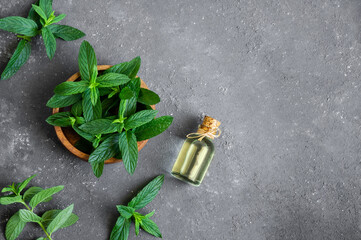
xmin=171 ymin=116 xmax=221 ymax=186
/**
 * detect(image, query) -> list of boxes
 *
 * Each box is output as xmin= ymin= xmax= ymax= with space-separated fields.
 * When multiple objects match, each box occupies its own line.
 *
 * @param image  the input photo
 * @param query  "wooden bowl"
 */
xmin=52 ymin=65 xmax=155 ymax=164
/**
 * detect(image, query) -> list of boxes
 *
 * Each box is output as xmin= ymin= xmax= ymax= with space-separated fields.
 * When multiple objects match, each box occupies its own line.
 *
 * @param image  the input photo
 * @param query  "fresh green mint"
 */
xmin=0 ymin=0 xmax=85 ymax=80
xmin=110 ymin=175 xmax=164 ymax=240
xmin=46 ymin=40 xmax=173 ymax=178
xmin=0 ymin=175 xmax=78 ymax=240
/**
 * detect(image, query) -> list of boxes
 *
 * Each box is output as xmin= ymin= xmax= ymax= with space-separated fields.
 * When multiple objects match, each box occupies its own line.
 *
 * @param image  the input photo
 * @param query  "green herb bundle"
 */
xmin=110 ymin=175 xmax=164 ymax=240
xmin=0 ymin=0 xmax=85 ymax=80
xmin=0 ymin=175 xmax=78 ymax=240
xmin=46 ymin=40 xmax=173 ymax=178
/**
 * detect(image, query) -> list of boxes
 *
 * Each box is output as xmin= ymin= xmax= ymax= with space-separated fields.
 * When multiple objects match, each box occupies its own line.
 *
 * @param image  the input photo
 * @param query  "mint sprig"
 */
xmin=110 ymin=175 xmax=164 ymax=240
xmin=0 ymin=175 xmax=78 ymax=240
xmin=0 ymin=0 xmax=85 ymax=80
xmin=46 ymin=40 xmax=173 ymax=178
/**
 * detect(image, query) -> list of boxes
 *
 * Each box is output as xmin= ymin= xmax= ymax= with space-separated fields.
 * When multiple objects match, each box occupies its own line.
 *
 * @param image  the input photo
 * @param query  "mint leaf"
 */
xmin=31 ymin=4 xmax=47 ymax=21
xmin=110 ymin=216 xmax=130 ymax=240
xmin=29 ymin=185 xmax=64 ymax=209
xmin=138 ymin=88 xmax=160 ymax=105
xmin=41 ymin=27 xmax=56 ymax=59
xmin=124 ymin=77 xmax=141 ymax=117
xmin=135 ymin=219 xmax=140 ymax=236
xmin=116 ymin=205 xmax=135 ymax=219
xmin=46 ymin=204 xmax=74 ymax=234
xmin=90 ymin=161 xmax=104 ymax=178
xmin=78 ymin=40 xmax=97 ymax=82
xmin=50 ymin=14 xmax=66 ymax=24
xmin=97 ymin=73 xmax=130 ymax=87
xmin=103 ymin=62 xmax=128 ymax=75
xmin=119 ymin=131 xmax=138 ymax=175
xmin=128 ymin=175 xmax=164 ymax=210
xmin=1 ymin=39 xmax=31 ymax=80
xmin=54 ymin=81 xmax=89 ymax=95
xmin=121 ymin=56 xmax=141 ymax=79
xmin=5 ymin=211 xmax=26 ymax=240
xmin=1 ymin=187 xmax=13 ymax=193
xmin=46 ymin=94 xmax=82 ymax=108
xmin=124 ymin=110 xmax=158 ymax=130
xmin=28 ymin=1 xmax=41 ymax=28
xmin=0 ymin=16 xmax=38 ymax=36
xmin=71 ymin=100 xmax=83 ymax=117
xmin=90 ymin=87 xmax=99 ymax=106
xmin=46 ymin=112 xmax=73 ymax=127
xmin=140 ymin=218 xmax=162 ymax=238
xmin=82 ymin=88 xmax=102 ymax=122
xmin=89 ymin=134 xmax=119 ymax=164
xmin=19 ymin=209 xmax=42 ymax=223
xmin=0 ymin=195 xmax=22 ymax=205
xmin=79 ymin=119 xmax=118 ymax=135
xmin=39 ymin=0 xmax=53 ymax=18
xmin=119 ymin=87 xmax=134 ymax=100
xmin=48 ymin=24 xmax=85 ymax=41
xmin=134 ymin=116 xmax=173 ymax=141
xmin=42 ymin=209 xmax=78 ymax=229
xmin=23 ymin=186 xmax=52 ymax=203
xmin=72 ymin=125 xmax=95 ymax=142
xmin=18 ymin=174 xmax=36 ymax=193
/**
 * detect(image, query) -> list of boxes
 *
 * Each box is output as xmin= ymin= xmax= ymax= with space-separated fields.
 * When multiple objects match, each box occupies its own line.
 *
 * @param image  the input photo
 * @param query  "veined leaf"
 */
xmin=90 ymin=161 xmax=104 ymax=178
xmin=19 ymin=209 xmax=42 ymax=223
xmin=88 ymin=134 xmax=119 ymax=164
xmin=46 ymin=94 xmax=82 ymax=108
xmin=54 ymin=81 xmax=89 ymax=95
xmin=124 ymin=77 xmax=141 ymax=117
xmin=48 ymin=24 xmax=85 ymax=41
xmin=28 ymin=1 xmax=41 ymax=28
xmin=23 ymin=186 xmax=52 ymax=203
xmin=97 ymin=73 xmax=130 ymax=88
xmin=124 ymin=110 xmax=158 ymax=130
xmin=79 ymin=119 xmax=118 ymax=135
xmin=109 ymin=216 xmax=130 ymax=240
xmin=135 ymin=219 xmax=140 ymax=236
xmin=78 ymin=40 xmax=97 ymax=82
xmin=1 ymin=187 xmax=13 ymax=193
xmin=116 ymin=205 xmax=135 ymax=219
xmin=103 ymin=62 xmax=128 ymax=75
xmin=140 ymin=218 xmax=162 ymax=238
xmin=128 ymin=175 xmax=164 ymax=210
xmin=138 ymin=88 xmax=160 ymax=105
xmin=29 ymin=185 xmax=64 ymax=208
xmin=1 ymin=39 xmax=31 ymax=80
xmin=90 ymin=87 xmax=99 ymax=106
xmin=72 ymin=125 xmax=94 ymax=142
xmin=0 ymin=195 xmax=22 ymax=205
xmin=119 ymin=131 xmax=138 ymax=175
xmin=46 ymin=204 xmax=74 ymax=234
xmin=42 ymin=209 xmax=78 ymax=229
xmin=71 ymin=100 xmax=83 ymax=116
xmin=18 ymin=174 xmax=36 ymax=193
xmin=5 ymin=211 xmax=26 ymax=240
xmin=134 ymin=116 xmax=173 ymax=141
xmin=41 ymin=27 xmax=56 ymax=59
xmin=46 ymin=112 xmax=73 ymax=127
xmin=119 ymin=87 xmax=134 ymax=100
xmin=82 ymin=88 xmax=102 ymax=122
xmin=0 ymin=16 xmax=38 ymax=36
xmin=50 ymin=14 xmax=66 ymax=24
xmin=31 ymin=4 xmax=47 ymax=21
xmin=103 ymin=56 xmax=140 ymax=79
xmin=39 ymin=0 xmax=53 ymax=18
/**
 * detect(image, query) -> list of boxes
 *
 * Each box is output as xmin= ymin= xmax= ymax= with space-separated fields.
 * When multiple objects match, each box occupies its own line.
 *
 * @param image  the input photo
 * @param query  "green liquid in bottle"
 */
xmin=171 ymin=136 xmax=215 ymax=186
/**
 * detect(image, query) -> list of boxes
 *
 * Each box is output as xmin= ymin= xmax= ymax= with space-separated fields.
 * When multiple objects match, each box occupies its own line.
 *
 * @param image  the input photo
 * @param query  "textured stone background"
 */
xmin=1 ymin=0 xmax=361 ymax=239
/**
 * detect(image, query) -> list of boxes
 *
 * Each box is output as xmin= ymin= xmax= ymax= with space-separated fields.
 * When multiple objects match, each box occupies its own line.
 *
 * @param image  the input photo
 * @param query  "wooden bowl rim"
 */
xmin=52 ymin=65 xmax=154 ymax=164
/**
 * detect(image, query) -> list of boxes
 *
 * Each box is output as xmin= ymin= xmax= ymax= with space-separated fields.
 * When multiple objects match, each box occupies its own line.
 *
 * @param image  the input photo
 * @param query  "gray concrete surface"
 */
xmin=1 ymin=0 xmax=361 ymax=239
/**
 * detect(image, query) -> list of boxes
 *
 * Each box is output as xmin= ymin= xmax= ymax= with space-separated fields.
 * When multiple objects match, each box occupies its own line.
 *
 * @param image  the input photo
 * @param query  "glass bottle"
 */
xmin=171 ymin=116 xmax=221 ymax=186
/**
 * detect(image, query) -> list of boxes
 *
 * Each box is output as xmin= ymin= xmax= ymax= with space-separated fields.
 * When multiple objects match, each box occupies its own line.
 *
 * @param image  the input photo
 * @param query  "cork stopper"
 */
xmin=197 ymin=116 xmax=221 ymax=139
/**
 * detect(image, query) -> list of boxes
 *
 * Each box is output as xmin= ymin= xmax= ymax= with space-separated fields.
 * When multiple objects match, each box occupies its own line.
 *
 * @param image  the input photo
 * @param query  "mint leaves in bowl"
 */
xmin=46 ymin=41 xmax=173 ymax=178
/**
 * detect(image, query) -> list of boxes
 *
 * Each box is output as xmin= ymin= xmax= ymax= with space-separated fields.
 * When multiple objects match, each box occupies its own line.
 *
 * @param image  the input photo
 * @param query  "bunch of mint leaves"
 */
xmin=110 ymin=175 xmax=164 ymax=240
xmin=0 ymin=0 xmax=85 ymax=80
xmin=0 ymin=175 xmax=78 ymax=240
xmin=46 ymin=40 xmax=173 ymax=178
